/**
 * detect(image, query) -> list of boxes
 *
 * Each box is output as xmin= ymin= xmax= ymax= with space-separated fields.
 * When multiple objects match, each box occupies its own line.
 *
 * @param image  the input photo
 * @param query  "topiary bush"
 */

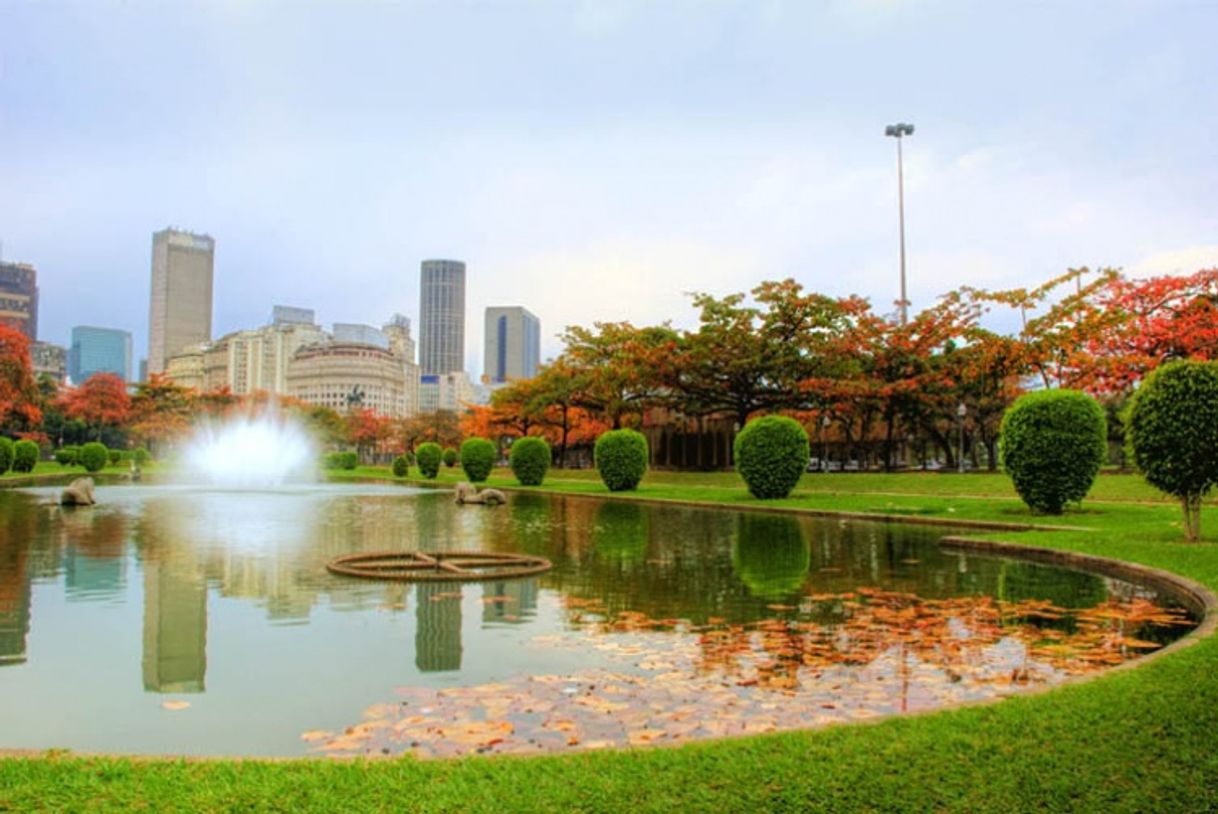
xmin=594 ymin=429 xmax=648 ymax=492
xmin=132 ymin=447 xmax=151 ymax=466
xmin=510 ymin=436 xmax=550 ymax=486
xmin=79 ymin=442 xmax=109 ymax=473
xmin=108 ymin=449 xmax=123 ymax=466
xmin=1127 ymin=360 xmax=1218 ymax=541
xmin=416 ymin=442 xmax=442 ymax=479
xmin=55 ymin=446 xmax=79 ymax=466
xmin=340 ymin=451 xmax=358 ymax=470
xmin=443 ymin=447 xmax=458 ymax=468
xmin=1000 ymin=389 xmax=1105 ymax=515
xmin=12 ymin=440 xmax=39 ymax=473
xmin=392 ymin=455 xmax=410 ymax=478
xmin=0 ymin=438 xmax=13 ymax=475
xmin=460 ymin=437 xmax=497 ymax=483
xmin=733 ymin=415 xmax=810 ymax=499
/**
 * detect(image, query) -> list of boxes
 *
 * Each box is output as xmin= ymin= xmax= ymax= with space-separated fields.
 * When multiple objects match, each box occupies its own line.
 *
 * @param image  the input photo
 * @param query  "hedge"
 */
xmin=79 ymin=442 xmax=109 ymax=473
xmin=510 ymin=437 xmax=550 ymax=486
xmin=733 ymin=415 xmax=809 ymax=500
xmin=416 ymin=443 xmax=442 ymax=479
xmin=392 ymin=455 xmax=410 ymax=478
xmin=594 ymin=430 xmax=648 ymax=492
xmin=12 ymin=440 xmax=39 ymax=473
xmin=459 ymin=438 xmax=497 ymax=483
xmin=1000 ymin=389 xmax=1105 ymax=514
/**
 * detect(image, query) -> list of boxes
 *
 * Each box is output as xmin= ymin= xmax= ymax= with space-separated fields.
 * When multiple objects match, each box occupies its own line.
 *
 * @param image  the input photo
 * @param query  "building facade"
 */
xmin=0 ymin=262 xmax=38 ymax=340
xmin=419 ymin=371 xmax=476 ymax=414
xmin=271 ymin=305 xmax=315 ymax=326
xmin=163 ymin=321 xmax=327 ymax=396
xmin=483 ymin=306 xmax=540 ymax=384
xmin=287 ymin=342 xmax=411 ymax=418
xmin=418 ymin=259 xmax=465 ymax=376
xmin=30 ymin=341 xmax=66 ymax=383
xmin=69 ymin=326 xmax=133 ymax=383
xmin=148 ymin=228 xmax=215 ymax=375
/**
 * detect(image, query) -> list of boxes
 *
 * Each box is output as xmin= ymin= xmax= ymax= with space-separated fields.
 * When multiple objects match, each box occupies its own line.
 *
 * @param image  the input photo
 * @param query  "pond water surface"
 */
xmin=0 ymin=484 xmax=1196 ymax=757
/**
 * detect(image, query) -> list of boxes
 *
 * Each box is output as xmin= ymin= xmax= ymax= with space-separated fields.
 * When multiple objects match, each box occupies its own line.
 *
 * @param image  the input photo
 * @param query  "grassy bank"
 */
xmin=2 ymin=470 xmax=1216 ymax=812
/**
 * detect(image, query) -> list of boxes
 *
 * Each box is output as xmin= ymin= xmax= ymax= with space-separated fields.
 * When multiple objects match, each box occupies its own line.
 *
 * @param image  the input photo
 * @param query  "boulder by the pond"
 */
xmin=454 ymin=482 xmax=506 ymax=506
xmin=60 ymin=477 xmax=96 ymax=506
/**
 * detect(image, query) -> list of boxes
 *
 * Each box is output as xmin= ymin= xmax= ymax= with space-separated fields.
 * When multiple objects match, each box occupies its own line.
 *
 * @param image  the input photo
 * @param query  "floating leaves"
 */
xmin=161 ymin=700 xmax=191 ymax=711
xmin=310 ymin=589 xmax=1193 ymax=758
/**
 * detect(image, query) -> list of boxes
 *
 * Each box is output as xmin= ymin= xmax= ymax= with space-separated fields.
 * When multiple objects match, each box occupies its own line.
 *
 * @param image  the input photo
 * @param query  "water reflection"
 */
xmin=732 ymin=514 xmax=810 ymax=599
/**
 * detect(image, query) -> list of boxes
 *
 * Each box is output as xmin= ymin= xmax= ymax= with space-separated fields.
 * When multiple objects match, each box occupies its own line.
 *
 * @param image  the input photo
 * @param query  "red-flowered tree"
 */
xmin=0 ymin=325 xmax=43 ymax=435
xmin=60 ymin=372 xmax=130 ymax=442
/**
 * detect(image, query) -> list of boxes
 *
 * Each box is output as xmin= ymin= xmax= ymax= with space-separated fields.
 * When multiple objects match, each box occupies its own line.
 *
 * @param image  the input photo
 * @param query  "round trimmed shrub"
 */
xmin=133 ymin=448 xmax=151 ymax=465
xmin=733 ymin=415 xmax=810 ymax=500
xmin=1127 ymin=360 xmax=1218 ymax=541
xmin=416 ymin=442 xmax=442 ymax=479
xmin=391 ymin=455 xmax=410 ymax=478
xmin=55 ymin=446 xmax=79 ymax=466
xmin=12 ymin=440 xmax=39 ymax=473
xmin=460 ymin=437 xmax=497 ymax=483
xmin=1000 ymin=389 xmax=1105 ymax=514
xmin=594 ymin=429 xmax=648 ymax=492
xmin=339 ymin=451 xmax=358 ymax=470
xmin=79 ymin=442 xmax=109 ymax=473
xmin=107 ymin=449 xmax=123 ymax=466
xmin=0 ymin=438 xmax=13 ymax=475
xmin=442 ymin=447 xmax=458 ymax=468
xmin=510 ymin=437 xmax=550 ymax=486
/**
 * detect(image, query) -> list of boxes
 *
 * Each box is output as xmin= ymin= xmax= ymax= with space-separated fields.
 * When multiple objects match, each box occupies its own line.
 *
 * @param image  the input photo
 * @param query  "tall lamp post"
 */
xmin=884 ymin=122 xmax=915 ymax=325
xmin=821 ymin=414 xmax=831 ymax=472
xmin=956 ymin=402 xmax=967 ymax=474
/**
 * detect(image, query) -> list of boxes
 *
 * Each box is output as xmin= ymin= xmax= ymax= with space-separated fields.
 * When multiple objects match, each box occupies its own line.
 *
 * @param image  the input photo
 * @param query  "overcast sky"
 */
xmin=2 ymin=0 xmax=1216 ymax=377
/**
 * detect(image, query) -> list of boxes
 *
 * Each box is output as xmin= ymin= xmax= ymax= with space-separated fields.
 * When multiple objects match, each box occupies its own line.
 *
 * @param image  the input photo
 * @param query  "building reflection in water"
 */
xmin=0 ymin=542 xmax=30 ymax=667
xmin=482 ymin=578 xmax=539 ymax=625
xmin=142 ymin=556 xmax=207 ymax=693
xmin=415 ymin=583 xmax=463 ymax=672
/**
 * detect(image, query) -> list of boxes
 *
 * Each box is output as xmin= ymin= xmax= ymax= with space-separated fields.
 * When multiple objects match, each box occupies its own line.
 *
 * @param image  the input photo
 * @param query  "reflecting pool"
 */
xmin=0 ymin=484 xmax=1196 ymax=757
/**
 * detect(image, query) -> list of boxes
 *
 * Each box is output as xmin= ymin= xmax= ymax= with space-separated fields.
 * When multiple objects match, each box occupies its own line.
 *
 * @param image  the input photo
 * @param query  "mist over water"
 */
xmin=182 ymin=412 xmax=318 ymax=488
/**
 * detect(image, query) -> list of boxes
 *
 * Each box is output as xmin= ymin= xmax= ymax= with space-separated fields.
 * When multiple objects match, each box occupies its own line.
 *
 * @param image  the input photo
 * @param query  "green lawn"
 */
xmin=2 ymin=468 xmax=1217 ymax=812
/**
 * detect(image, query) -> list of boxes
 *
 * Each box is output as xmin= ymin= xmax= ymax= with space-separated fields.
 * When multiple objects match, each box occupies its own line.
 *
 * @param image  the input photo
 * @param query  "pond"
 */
xmin=0 ymin=484 xmax=1197 ymax=757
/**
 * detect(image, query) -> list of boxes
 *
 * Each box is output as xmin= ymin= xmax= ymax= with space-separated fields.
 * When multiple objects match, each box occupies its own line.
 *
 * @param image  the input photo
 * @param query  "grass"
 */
xmin=2 ymin=467 xmax=1217 ymax=812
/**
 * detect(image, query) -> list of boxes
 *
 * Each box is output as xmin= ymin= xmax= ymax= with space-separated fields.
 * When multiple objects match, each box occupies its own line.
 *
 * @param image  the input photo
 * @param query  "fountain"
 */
xmin=181 ymin=411 xmax=318 ymax=488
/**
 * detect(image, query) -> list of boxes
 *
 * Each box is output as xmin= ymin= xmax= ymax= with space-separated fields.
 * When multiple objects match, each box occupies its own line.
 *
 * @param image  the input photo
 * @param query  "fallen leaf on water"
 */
xmin=161 ymin=700 xmax=191 ymax=711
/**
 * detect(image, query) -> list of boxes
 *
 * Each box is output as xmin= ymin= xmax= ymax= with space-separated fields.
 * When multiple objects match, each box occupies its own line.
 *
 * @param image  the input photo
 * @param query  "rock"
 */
xmin=454 ymin=482 xmax=506 ymax=506
xmin=60 ymin=477 xmax=96 ymax=506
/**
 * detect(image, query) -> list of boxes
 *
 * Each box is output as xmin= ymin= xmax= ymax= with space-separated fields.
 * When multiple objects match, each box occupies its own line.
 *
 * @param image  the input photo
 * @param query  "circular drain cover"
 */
xmin=326 ymin=550 xmax=552 ymax=582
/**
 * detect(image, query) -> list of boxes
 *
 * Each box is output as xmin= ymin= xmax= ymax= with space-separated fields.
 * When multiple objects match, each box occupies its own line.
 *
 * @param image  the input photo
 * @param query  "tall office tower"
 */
xmin=418 ymin=259 xmax=465 ymax=375
xmin=69 ymin=326 xmax=133 ymax=383
xmin=147 ymin=228 xmax=215 ymax=375
xmin=0 ymin=261 xmax=38 ymax=340
xmin=483 ymin=306 xmax=541 ymax=384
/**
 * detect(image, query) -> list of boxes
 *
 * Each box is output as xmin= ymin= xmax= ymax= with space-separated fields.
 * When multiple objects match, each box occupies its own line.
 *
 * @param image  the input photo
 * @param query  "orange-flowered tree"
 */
xmin=559 ymin=321 xmax=679 ymax=428
xmin=346 ymin=407 xmax=394 ymax=463
xmin=0 ymin=325 xmax=43 ymax=436
xmin=60 ymin=372 xmax=131 ymax=444
xmin=128 ymin=374 xmax=198 ymax=454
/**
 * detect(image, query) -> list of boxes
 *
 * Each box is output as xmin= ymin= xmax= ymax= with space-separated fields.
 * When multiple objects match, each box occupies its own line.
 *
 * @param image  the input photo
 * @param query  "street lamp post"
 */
xmin=884 ymin=122 xmax=915 ymax=325
xmin=957 ymin=402 xmax=967 ymax=474
xmin=821 ymin=414 xmax=831 ymax=472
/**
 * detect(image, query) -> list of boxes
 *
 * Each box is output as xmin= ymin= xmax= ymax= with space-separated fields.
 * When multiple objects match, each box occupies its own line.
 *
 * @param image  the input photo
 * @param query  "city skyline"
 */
xmin=1 ymin=2 xmax=1215 ymax=376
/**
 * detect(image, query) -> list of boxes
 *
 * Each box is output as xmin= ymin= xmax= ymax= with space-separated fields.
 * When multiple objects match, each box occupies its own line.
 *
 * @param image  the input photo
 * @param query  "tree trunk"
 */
xmin=1183 ymin=493 xmax=1203 ymax=542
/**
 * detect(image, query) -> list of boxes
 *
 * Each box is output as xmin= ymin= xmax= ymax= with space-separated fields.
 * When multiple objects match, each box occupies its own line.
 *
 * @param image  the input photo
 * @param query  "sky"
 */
xmin=1 ymin=0 xmax=1216 ymax=378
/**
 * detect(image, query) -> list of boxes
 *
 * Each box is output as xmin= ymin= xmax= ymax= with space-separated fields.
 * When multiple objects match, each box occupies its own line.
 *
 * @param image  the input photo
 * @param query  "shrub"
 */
xmin=594 ymin=430 xmax=648 ymax=492
xmin=108 ymin=449 xmax=123 ymax=466
xmin=133 ymin=447 xmax=151 ymax=465
xmin=79 ymin=442 xmax=109 ymax=473
xmin=416 ymin=442 xmax=442 ymax=479
xmin=12 ymin=440 xmax=39 ymax=473
xmin=0 ymin=438 xmax=12 ymax=475
xmin=391 ymin=455 xmax=410 ymax=478
xmin=510 ymin=437 xmax=550 ymax=486
xmin=443 ymin=447 xmax=458 ymax=468
xmin=733 ymin=415 xmax=810 ymax=499
xmin=1000 ymin=389 xmax=1106 ymax=515
xmin=340 ymin=451 xmax=358 ymax=470
xmin=460 ymin=437 xmax=497 ymax=483
xmin=1127 ymin=360 xmax=1218 ymax=541
xmin=55 ymin=446 xmax=79 ymax=466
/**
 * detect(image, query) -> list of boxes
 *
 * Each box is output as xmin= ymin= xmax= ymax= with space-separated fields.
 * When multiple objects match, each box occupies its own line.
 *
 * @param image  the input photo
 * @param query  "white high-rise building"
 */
xmin=148 ymin=228 xmax=214 ymax=375
xmin=418 ymin=259 xmax=465 ymax=376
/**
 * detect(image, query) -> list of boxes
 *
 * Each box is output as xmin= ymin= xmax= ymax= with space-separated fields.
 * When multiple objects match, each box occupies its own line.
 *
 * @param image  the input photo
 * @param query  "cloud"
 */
xmin=1129 ymin=245 xmax=1218 ymax=278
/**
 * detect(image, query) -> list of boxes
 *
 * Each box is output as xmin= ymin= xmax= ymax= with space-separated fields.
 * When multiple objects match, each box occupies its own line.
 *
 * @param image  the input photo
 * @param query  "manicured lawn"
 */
xmin=2 ymin=469 xmax=1216 ymax=812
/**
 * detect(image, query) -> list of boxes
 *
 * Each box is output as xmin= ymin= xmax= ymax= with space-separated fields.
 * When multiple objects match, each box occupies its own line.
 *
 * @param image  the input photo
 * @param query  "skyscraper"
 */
xmin=483 ymin=306 xmax=541 ymax=384
xmin=69 ymin=326 xmax=133 ymax=383
xmin=147 ymin=228 xmax=215 ymax=375
xmin=0 ymin=261 xmax=38 ymax=340
xmin=418 ymin=259 xmax=465 ymax=376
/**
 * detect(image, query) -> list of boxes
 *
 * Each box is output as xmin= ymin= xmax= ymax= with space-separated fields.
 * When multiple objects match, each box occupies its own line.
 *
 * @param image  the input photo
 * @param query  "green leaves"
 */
xmin=1000 ymin=390 xmax=1106 ymax=514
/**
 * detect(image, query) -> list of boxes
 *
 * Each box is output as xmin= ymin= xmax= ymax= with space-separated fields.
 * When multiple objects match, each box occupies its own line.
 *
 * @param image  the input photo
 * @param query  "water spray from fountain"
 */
xmin=182 ymin=409 xmax=319 ymax=488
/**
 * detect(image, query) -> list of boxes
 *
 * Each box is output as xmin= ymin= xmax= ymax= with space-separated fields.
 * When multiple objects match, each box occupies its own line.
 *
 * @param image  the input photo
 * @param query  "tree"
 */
xmin=1127 ymin=360 xmax=1218 ymax=541
xmin=559 ymin=322 xmax=678 ymax=428
xmin=346 ymin=408 xmax=392 ymax=463
xmin=60 ymin=373 xmax=130 ymax=442
xmin=0 ymin=325 xmax=42 ymax=434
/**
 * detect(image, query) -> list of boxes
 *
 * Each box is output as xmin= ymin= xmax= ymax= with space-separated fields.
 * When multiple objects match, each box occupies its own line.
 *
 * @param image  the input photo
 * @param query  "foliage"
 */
xmin=0 ymin=437 xmax=12 ymax=474
xmin=391 ymin=455 xmax=410 ymax=478
xmin=324 ymin=451 xmax=358 ymax=470
xmin=732 ymin=513 xmax=811 ymax=598
xmin=443 ymin=447 xmax=458 ymax=468
xmin=346 ymin=408 xmax=392 ymax=463
xmin=1127 ymin=360 xmax=1218 ymax=541
xmin=559 ymin=322 xmax=679 ymax=428
xmin=0 ymin=325 xmax=42 ymax=433
xmin=60 ymin=373 xmax=131 ymax=439
xmin=108 ymin=449 xmax=123 ymax=465
xmin=55 ymin=446 xmax=79 ymax=466
xmin=132 ymin=447 xmax=151 ymax=465
xmin=733 ymin=415 xmax=810 ymax=499
xmin=1000 ymin=390 xmax=1106 ymax=514
xmin=459 ymin=437 xmax=497 ymax=483
xmin=594 ymin=429 xmax=648 ymax=492
xmin=416 ymin=442 xmax=442 ymax=479
xmin=509 ymin=436 xmax=550 ymax=486
xmin=11 ymin=439 xmax=38 ymax=473
xmin=78 ymin=441 xmax=109 ymax=472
